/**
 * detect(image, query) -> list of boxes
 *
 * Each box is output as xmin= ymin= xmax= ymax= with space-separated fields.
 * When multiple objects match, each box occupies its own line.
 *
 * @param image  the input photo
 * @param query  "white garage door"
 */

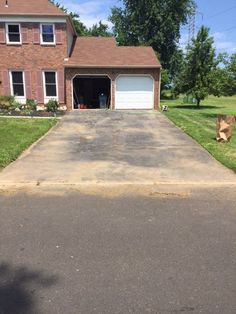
xmin=115 ymin=75 xmax=154 ymax=110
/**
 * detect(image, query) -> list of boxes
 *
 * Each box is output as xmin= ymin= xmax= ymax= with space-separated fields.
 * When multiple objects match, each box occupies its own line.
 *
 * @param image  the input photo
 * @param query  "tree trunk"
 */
xmin=196 ymin=98 xmax=201 ymax=107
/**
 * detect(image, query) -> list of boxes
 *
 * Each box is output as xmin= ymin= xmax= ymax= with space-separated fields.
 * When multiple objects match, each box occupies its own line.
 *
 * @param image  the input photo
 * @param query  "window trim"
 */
xmin=40 ymin=23 xmax=55 ymax=45
xmin=9 ymin=70 xmax=26 ymax=102
xmin=43 ymin=70 xmax=58 ymax=104
xmin=6 ymin=23 xmax=22 ymax=45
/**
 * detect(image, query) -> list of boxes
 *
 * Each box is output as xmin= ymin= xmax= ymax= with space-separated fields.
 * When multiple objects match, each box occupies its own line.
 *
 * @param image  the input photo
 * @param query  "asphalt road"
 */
xmin=0 ymin=185 xmax=236 ymax=314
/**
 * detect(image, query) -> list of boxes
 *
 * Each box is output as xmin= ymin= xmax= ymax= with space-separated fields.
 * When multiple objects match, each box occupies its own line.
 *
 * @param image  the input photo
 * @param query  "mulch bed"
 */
xmin=0 ymin=110 xmax=66 ymax=117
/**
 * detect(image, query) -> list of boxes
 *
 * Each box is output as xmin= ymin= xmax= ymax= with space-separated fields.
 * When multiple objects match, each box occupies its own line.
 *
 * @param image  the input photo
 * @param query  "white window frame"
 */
xmin=43 ymin=71 xmax=58 ymax=104
xmin=6 ymin=23 xmax=22 ymax=45
xmin=40 ymin=23 xmax=55 ymax=45
xmin=9 ymin=70 xmax=26 ymax=103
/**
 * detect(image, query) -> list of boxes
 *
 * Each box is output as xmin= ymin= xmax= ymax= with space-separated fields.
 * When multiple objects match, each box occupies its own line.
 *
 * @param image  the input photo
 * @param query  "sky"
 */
xmin=59 ymin=0 xmax=236 ymax=54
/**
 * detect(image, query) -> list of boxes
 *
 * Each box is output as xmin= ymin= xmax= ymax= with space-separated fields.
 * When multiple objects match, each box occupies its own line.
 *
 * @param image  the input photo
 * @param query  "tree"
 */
xmin=198 ymin=52 xmax=236 ymax=99
xmin=69 ymin=12 xmax=88 ymax=36
xmin=230 ymin=54 xmax=236 ymax=78
xmin=86 ymin=21 xmax=112 ymax=37
xmin=175 ymin=26 xmax=216 ymax=106
xmin=49 ymin=1 xmax=111 ymax=36
xmin=109 ymin=0 xmax=195 ymax=69
xmin=49 ymin=0 xmax=87 ymax=35
xmin=209 ymin=53 xmax=236 ymax=97
xmin=225 ymin=54 xmax=236 ymax=95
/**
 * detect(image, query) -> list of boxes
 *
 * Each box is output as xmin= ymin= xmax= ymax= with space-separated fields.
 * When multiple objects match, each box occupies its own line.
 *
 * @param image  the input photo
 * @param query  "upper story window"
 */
xmin=40 ymin=24 xmax=55 ymax=45
xmin=6 ymin=23 xmax=21 ymax=44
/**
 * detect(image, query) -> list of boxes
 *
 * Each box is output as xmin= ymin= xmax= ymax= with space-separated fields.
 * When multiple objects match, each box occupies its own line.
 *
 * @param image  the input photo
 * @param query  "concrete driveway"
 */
xmin=0 ymin=111 xmax=235 ymax=186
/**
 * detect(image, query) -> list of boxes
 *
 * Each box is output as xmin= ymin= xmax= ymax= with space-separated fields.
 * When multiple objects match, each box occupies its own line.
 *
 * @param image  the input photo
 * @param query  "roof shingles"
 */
xmin=0 ymin=2 xmax=160 ymax=69
xmin=0 ymin=0 xmax=67 ymax=16
xmin=66 ymin=37 xmax=161 ymax=68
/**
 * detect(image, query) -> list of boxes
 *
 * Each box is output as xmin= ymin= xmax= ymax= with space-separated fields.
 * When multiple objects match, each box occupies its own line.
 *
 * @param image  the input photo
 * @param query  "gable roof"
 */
xmin=0 ymin=0 xmax=67 ymax=16
xmin=65 ymin=37 xmax=161 ymax=68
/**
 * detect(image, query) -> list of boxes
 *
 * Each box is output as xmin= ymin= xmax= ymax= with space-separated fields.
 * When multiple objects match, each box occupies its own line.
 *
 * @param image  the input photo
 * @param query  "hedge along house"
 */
xmin=0 ymin=0 xmax=161 ymax=111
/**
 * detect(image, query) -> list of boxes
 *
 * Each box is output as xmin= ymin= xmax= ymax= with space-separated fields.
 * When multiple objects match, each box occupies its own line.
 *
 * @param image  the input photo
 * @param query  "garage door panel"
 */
xmin=116 ymin=76 xmax=153 ymax=92
xmin=116 ymin=93 xmax=153 ymax=100
xmin=116 ymin=93 xmax=153 ymax=108
xmin=115 ymin=76 xmax=154 ymax=110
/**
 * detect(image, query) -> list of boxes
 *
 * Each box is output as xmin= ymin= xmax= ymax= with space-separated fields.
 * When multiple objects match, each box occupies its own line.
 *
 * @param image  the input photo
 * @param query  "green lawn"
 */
xmin=0 ymin=118 xmax=57 ymax=169
xmin=161 ymin=95 xmax=236 ymax=172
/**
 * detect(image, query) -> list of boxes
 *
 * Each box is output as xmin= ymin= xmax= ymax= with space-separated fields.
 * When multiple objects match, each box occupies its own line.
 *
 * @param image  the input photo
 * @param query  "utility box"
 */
xmin=183 ymin=95 xmax=196 ymax=104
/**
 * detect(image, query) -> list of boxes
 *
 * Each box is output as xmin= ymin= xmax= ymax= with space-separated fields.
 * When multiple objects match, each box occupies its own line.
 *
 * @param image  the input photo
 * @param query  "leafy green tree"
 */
xmin=69 ymin=12 xmax=88 ymax=36
xmin=109 ymin=0 xmax=195 ymax=69
xmin=230 ymin=54 xmax=236 ymax=76
xmin=161 ymin=69 xmax=171 ymax=96
xmin=86 ymin=21 xmax=112 ymax=37
xmin=203 ymin=53 xmax=236 ymax=98
xmin=49 ymin=0 xmax=87 ymax=35
xmin=49 ymin=1 xmax=111 ymax=36
xmin=175 ymin=26 xmax=217 ymax=106
xmin=226 ymin=54 xmax=236 ymax=95
xmin=68 ymin=17 xmax=86 ymax=35
xmin=169 ymin=49 xmax=185 ymax=80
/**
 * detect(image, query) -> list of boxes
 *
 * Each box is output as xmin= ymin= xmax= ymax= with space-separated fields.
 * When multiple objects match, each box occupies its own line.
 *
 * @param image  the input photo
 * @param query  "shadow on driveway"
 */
xmin=0 ymin=262 xmax=58 ymax=314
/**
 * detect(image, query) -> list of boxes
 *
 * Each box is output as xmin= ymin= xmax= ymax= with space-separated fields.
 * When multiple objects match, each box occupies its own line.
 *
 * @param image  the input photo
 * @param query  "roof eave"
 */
xmin=64 ymin=64 xmax=161 ymax=69
xmin=0 ymin=13 xmax=67 ymax=17
xmin=67 ymin=15 xmax=76 ymax=36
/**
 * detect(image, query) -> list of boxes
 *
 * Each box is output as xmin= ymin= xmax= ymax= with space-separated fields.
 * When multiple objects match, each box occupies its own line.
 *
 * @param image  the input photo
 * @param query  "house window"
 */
xmin=6 ymin=23 xmax=21 ymax=44
xmin=43 ymin=71 xmax=58 ymax=101
xmin=40 ymin=24 xmax=55 ymax=44
xmin=10 ymin=71 xmax=25 ymax=98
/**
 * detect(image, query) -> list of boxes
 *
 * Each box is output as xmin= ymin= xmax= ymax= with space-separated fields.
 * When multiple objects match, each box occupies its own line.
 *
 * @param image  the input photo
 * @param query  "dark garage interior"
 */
xmin=73 ymin=76 xmax=111 ymax=109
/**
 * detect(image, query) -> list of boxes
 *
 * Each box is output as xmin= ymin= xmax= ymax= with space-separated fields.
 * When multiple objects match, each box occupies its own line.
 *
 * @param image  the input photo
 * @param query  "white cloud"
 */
xmin=179 ymin=30 xmax=236 ymax=54
xmin=60 ymin=0 xmax=117 ymax=27
xmin=212 ymin=32 xmax=236 ymax=54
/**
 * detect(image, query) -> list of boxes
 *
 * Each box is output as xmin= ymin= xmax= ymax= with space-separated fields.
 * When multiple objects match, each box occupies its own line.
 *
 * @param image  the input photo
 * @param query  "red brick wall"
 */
xmin=65 ymin=68 xmax=161 ymax=111
xmin=0 ymin=22 xmax=67 ymax=104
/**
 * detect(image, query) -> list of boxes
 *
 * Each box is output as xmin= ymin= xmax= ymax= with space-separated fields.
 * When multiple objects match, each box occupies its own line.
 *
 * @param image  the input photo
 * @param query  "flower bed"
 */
xmin=0 ymin=96 xmax=66 ymax=117
xmin=0 ymin=109 xmax=66 ymax=117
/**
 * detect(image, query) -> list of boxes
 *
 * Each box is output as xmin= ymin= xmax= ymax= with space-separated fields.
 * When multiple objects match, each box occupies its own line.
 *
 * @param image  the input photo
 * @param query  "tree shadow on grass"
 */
xmin=0 ymin=262 xmax=58 ymax=314
xmin=171 ymin=105 xmax=223 ymax=110
xmin=200 ymin=113 xmax=236 ymax=119
xmin=200 ymin=113 xmax=219 ymax=119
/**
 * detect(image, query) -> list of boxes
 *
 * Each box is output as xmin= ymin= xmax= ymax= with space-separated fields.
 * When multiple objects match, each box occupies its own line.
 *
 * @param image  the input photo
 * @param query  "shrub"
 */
xmin=9 ymin=100 xmax=22 ymax=111
xmin=26 ymin=99 xmax=37 ymax=111
xmin=45 ymin=99 xmax=59 ymax=112
xmin=0 ymin=96 xmax=15 ymax=110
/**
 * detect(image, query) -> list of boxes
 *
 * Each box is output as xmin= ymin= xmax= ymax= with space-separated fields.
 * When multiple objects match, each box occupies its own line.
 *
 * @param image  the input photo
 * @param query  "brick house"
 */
xmin=0 ymin=0 xmax=161 ymax=110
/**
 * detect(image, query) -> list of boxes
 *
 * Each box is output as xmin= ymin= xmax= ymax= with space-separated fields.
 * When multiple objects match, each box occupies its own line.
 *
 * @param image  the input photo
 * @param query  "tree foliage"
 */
xmin=87 ymin=21 xmax=112 ymax=37
xmin=175 ymin=29 xmax=236 ymax=105
xmin=212 ymin=54 xmax=236 ymax=96
xmin=175 ymin=26 xmax=217 ymax=106
xmin=49 ymin=0 xmax=111 ymax=36
xmin=109 ymin=0 xmax=195 ymax=69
